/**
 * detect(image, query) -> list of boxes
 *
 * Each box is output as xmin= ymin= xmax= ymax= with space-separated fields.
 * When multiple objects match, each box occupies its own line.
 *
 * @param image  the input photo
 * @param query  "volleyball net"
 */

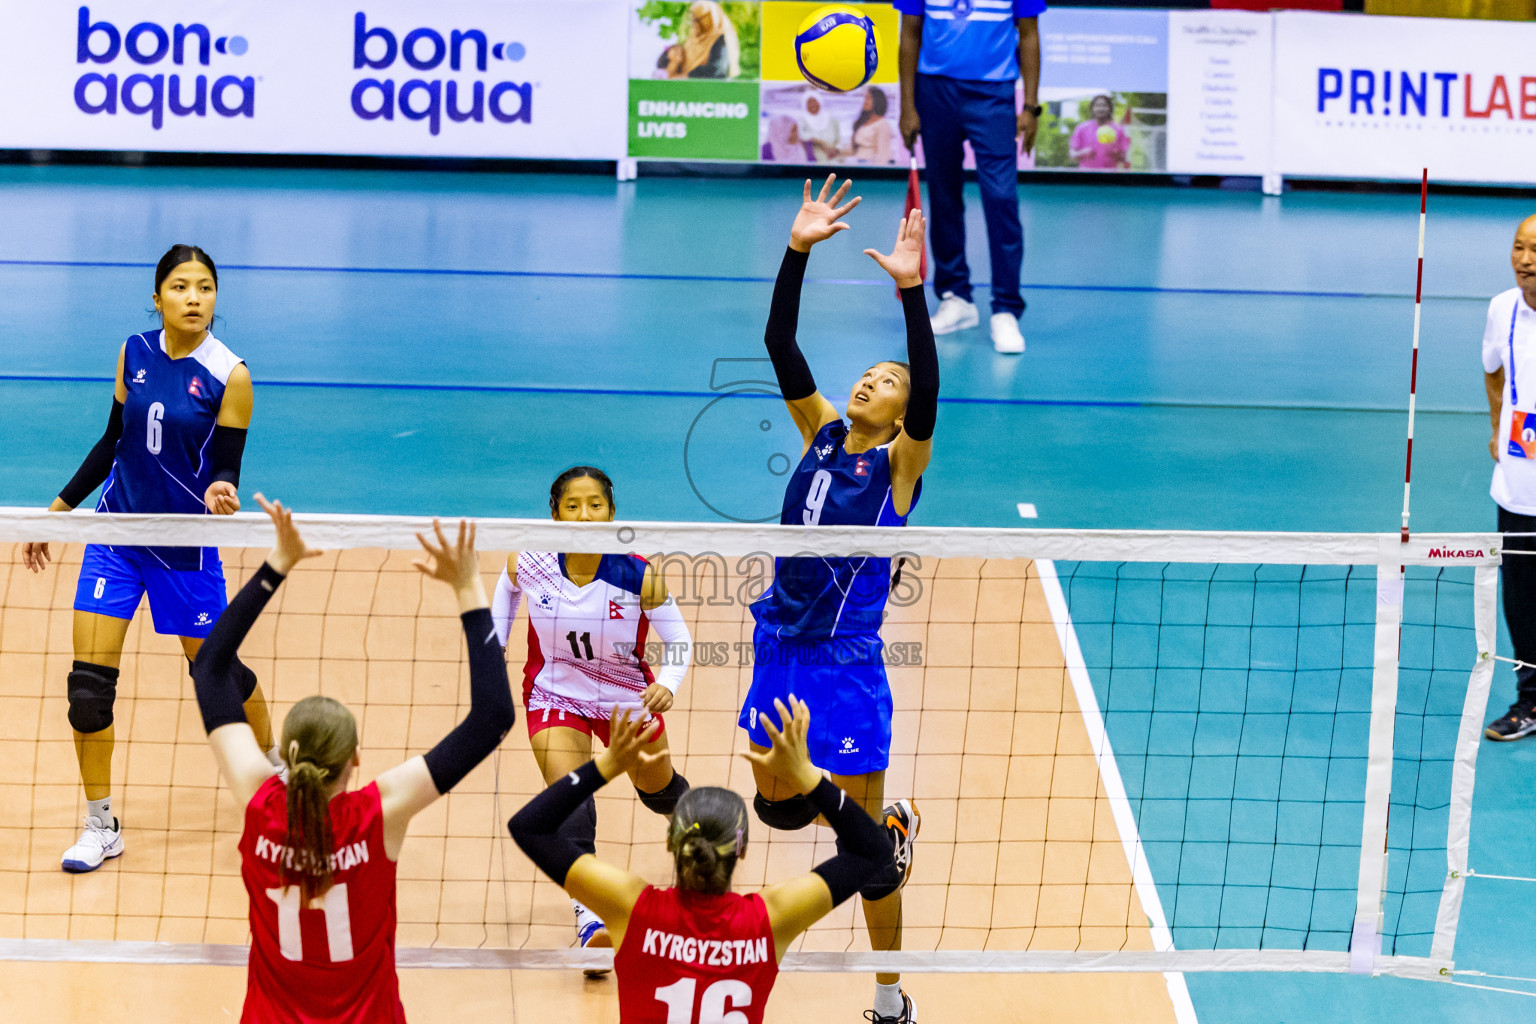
xmin=0 ymin=511 xmax=1498 ymax=981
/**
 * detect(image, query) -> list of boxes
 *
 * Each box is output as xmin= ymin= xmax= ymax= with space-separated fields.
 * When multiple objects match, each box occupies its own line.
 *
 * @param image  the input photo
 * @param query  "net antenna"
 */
xmin=1401 ymin=169 xmax=1429 ymax=544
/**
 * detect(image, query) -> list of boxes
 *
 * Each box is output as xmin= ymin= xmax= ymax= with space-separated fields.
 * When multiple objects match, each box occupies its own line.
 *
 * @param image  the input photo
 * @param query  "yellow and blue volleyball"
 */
xmin=794 ymin=5 xmax=879 ymax=93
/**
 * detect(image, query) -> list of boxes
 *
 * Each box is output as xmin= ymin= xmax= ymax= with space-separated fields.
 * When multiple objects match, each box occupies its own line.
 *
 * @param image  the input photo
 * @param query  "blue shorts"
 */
xmin=737 ymin=627 xmax=893 ymax=775
xmin=73 ymin=544 xmax=228 ymax=638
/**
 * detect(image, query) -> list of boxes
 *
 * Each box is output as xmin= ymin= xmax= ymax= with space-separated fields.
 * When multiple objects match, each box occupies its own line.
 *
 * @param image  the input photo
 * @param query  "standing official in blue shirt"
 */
xmin=895 ymin=0 xmax=1044 ymax=354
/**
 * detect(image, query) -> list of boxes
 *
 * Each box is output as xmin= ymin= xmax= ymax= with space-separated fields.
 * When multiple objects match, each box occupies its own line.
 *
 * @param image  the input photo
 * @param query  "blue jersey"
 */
xmin=752 ymin=421 xmax=921 ymax=639
xmin=99 ymin=329 xmax=243 ymax=571
xmin=893 ymin=0 xmax=1048 ymax=82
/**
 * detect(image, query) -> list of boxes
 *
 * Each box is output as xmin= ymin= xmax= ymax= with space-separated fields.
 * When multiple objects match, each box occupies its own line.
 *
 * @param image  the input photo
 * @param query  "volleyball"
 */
xmin=794 ymin=5 xmax=879 ymax=93
xmin=1097 ymin=124 xmax=1118 ymax=145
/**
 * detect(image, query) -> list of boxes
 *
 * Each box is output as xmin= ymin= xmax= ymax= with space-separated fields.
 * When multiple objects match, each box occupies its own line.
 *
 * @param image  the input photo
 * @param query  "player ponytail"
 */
xmin=667 ymin=786 xmax=747 ymax=895
xmin=280 ymin=695 xmax=358 ymax=904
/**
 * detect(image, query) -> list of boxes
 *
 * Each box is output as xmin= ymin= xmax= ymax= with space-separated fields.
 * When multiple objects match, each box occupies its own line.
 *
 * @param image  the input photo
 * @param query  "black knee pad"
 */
xmin=67 ymin=661 xmax=119 ymax=734
xmin=753 ymin=792 xmax=819 ymax=831
xmin=636 ymin=772 xmax=689 ymax=817
xmin=188 ymin=655 xmax=258 ymax=701
xmin=858 ymin=857 xmax=904 ymax=902
xmin=556 ymin=796 xmax=598 ymax=857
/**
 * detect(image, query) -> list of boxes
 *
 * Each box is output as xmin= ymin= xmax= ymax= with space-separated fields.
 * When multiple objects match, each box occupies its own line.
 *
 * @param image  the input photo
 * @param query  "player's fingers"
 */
xmin=432 ymin=518 xmax=450 ymax=551
xmin=802 ymin=178 xmax=812 ymax=204
xmin=758 ymin=711 xmax=784 ymax=745
xmin=304 ymin=546 xmax=323 ymax=560
xmin=254 ymin=492 xmax=274 ymax=514
xmin=832 ymin=195 xmax=862 ymax=218
xmin=830 ymin=179 xmax=851 ymax=206
xmin=465 ymin=521 xmax=476 ymax=555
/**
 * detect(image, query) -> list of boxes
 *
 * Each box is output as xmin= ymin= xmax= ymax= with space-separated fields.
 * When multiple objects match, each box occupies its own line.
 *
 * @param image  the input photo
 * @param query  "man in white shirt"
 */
xmin=1483 ymin=214 xmax=1536 ymax=740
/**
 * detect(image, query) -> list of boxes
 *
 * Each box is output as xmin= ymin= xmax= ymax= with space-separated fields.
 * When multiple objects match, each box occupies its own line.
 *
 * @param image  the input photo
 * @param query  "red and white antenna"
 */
xmin=1402 ymin=169 xmax=1428 ymax=544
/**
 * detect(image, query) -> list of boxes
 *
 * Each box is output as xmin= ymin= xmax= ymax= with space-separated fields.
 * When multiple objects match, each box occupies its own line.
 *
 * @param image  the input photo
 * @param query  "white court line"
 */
xmin=1036 ymin=559 xmax=1200 ymax=1024
xmin=1017 ymin=503 xmax=1039 ymax=519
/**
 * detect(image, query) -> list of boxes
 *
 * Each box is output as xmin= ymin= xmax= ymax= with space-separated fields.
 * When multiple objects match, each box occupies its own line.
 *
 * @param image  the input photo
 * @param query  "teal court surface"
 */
xmin=1 ymin=165 xmax=1534 ymax=1022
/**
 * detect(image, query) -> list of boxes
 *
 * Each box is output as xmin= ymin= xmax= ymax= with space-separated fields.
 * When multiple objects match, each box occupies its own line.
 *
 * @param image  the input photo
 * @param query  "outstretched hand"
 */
xmin=411 ymin=515 xmax=482 ymax=595
xmin=864 ymin=208 xmax=926 ymax=289
xmin=594 ymin=707 xmax=664 ymax=781
xmin=740 ymin=696 xmax=822 ymax=796
xmin=789 ymin=174 xmax=862 ymax=253
xmin=255 ymin=494 xmax=322 ymax=576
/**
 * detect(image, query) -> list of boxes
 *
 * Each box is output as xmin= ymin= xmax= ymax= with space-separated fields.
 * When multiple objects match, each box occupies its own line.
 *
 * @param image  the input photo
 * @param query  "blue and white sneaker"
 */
xmin=61 ymin=815 xmax=123 ymax=873
xmin=575 ymin=899 xmax=612 ymax=979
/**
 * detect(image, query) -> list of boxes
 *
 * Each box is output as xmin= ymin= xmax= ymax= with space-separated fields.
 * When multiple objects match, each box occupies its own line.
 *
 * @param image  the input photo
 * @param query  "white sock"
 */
xmin=87 ymin=796 xmax=116 ymax=829
xmin=874 ymin=982 xmax=904 ymax=1020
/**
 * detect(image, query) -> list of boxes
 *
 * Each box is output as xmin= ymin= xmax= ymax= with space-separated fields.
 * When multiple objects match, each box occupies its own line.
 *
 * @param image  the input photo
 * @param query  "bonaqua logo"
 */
xmin=351 ymin=12 xmax=532 ymax=136
xmin=74 ymin=6 xmax=255 ymax=130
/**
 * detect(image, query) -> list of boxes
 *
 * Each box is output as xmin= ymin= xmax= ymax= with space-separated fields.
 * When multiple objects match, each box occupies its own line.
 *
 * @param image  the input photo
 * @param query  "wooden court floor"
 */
xmin=0 ymin=544 xmax=1180 ymax=1023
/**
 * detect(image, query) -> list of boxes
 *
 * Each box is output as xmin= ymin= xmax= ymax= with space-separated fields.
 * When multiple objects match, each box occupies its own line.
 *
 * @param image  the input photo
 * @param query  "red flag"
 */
xmin=898 ymin=156 xmax=927 ymax=300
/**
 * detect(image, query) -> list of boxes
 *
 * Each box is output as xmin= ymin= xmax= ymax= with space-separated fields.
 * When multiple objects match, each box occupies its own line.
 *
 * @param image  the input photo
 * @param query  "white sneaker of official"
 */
xmin=930 ymin=292 xmax=979 ymax=335
xmin=990 ymin=312 xmax=1025 ymax=354
xmin=61 ymin=815 xmax=124 ymax=873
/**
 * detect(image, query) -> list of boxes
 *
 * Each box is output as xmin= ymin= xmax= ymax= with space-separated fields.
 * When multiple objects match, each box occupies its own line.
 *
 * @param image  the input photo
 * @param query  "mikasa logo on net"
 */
xmin=73 ymin=6 xmax=256 ymax=130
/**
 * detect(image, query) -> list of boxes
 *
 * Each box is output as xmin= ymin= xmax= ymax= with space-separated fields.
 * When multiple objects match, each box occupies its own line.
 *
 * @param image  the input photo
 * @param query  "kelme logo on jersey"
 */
xmin=74 ymin=7 xmax=256 ymax=130
xmin=350 ymin=12 xmax=532 ymax=136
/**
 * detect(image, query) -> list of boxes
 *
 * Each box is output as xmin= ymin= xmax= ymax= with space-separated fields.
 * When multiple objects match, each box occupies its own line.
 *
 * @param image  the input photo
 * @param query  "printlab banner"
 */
xmin=0 ymin=0 xmax=628 ymax=158
xmin=1272 ymin=11 xmax=1536 ymax=184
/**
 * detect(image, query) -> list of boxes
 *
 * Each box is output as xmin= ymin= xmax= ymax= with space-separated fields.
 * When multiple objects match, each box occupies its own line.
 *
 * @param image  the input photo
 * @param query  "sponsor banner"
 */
xmin=627 ymin=0 xmax=762 ymax=160
xmin=629 ymin=79 xmax=758 ymax=159
xmin=0 ymin=0 xmax=628 ymax=158
xmin=1273 ymin=11 xmax=1536 ymax=184
xmin=1165 ymin=11 xmax=1272 ymax=175
xmin=1034 ymin=9 xmax=1168 ymax=173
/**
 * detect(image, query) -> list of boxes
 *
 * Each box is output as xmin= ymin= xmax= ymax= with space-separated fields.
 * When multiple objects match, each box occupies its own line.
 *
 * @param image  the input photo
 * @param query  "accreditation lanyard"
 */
xmin=1511 ymin=300 xmax=1522 ymax=407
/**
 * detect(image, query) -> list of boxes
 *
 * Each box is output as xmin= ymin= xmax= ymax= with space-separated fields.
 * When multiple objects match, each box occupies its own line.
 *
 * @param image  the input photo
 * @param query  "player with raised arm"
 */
xmin=190 ymin=497 xmax=514 ymax=1023
xmin=737 ymin=175 xmax=937 ymax=1024
xmin=493 ymin=466 xmax=693 ymax=970
xmin=20 ymin=244 xmax=276 ymax=874
xmin=508 ymin=696 xmax=895 ymax=1024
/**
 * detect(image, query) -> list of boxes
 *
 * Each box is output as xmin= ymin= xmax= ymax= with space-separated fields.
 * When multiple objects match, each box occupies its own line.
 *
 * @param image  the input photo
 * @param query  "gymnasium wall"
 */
xmin=0 ymin=2 xmax=1531 ymax=187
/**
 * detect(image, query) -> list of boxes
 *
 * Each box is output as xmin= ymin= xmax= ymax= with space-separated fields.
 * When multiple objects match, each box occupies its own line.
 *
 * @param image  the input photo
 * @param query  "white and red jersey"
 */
xmin=615 ymin=886 xmax=780 ymax=1024
xmin=238 ymin=776 xmax=404 ymax=1024
xmin=516 ymin=551 xmax=655 ymax=718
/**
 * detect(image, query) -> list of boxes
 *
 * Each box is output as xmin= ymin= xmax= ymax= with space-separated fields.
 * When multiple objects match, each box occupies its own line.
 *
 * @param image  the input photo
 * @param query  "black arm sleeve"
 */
xmin=208 ymin=425 xmax=247 ymax=488
xmin=58 ymin=399 xmax=125 ymax=509
xmin=422 ymin=608 xmax=517 ymax=795
xmin=507 ymin=759 xmax=610 ymax=887
xmin=765 ymin=246 xmax=818 ymax=402
xmin=806 ymin=778 xmax=894 ymax=908
xmin=191 ymin=562 xmax=285 ymax=733
xmin=899 ymin=285 xmax=939 ymax=442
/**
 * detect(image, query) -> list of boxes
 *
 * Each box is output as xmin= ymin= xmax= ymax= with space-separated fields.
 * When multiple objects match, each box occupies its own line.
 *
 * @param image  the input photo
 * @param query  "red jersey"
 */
xmin=614 ymin=886 xmax=780 ymax=1024
xmin=238 ymin=776 xmax=405 ymax=1024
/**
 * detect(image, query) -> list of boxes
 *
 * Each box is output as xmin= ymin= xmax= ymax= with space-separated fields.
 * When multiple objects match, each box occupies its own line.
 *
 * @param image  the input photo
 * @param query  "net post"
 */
xmin=1429 ymin=561 xmax=1500 ymax=964
xmin=1352 ymin=537 xmax=1405 ymax=975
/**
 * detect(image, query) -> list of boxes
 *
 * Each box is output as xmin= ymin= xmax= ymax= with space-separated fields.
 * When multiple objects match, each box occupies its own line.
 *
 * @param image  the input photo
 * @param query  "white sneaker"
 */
xmin=990 ymin=312 xmax=1025 ymax=354
xmin=930 ymin=292 xmax=979 ymax=335
xmin=61 ymin=815 xmax=123 ymax=873
xmin=574 ymin=899 xmax=611 ymax=978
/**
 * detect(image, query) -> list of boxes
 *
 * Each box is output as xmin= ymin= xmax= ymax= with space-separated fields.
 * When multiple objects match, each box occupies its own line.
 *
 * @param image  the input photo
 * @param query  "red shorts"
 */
xmin=525 ymin=705 xmax=666 ymax=746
